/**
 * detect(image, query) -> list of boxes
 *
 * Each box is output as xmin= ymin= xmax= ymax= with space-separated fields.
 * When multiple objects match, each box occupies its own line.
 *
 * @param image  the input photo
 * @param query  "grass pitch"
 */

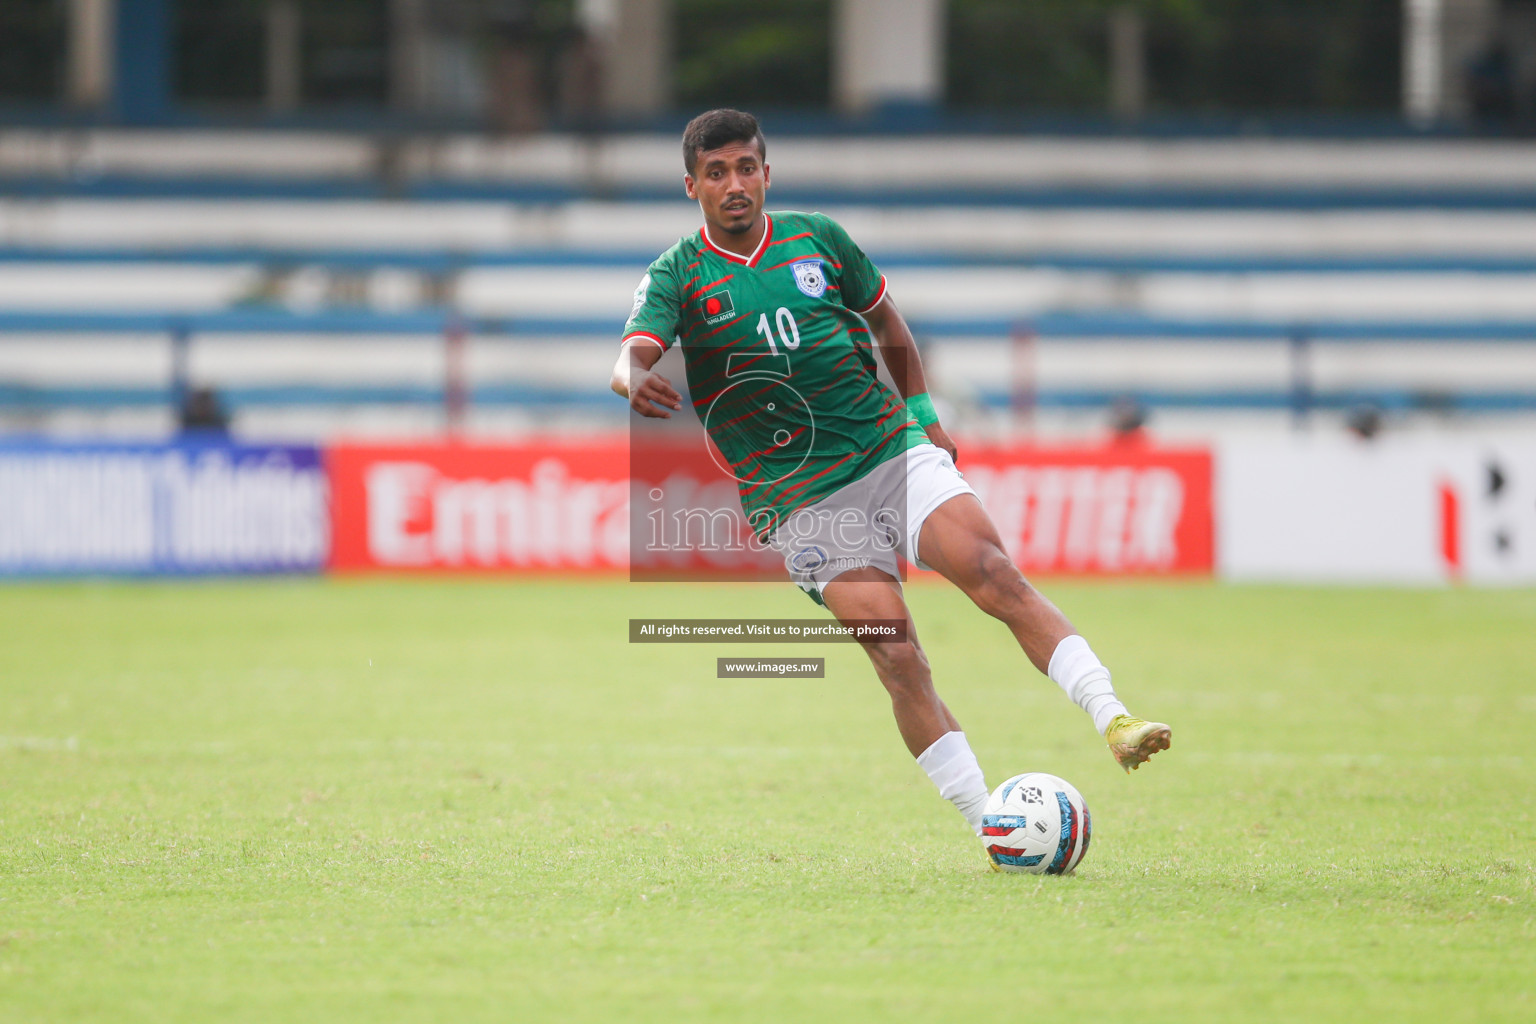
xmin=1 ymin=578 xmax=1532 ymax=1022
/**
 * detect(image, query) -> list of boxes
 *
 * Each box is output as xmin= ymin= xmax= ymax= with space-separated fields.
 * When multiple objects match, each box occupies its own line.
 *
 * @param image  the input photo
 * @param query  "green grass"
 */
xmin=1 ymin=578 xmax=1532 ymax=1022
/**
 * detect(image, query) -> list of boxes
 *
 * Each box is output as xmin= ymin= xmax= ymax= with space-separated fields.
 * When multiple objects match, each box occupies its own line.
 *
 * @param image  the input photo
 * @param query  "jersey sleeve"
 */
xmin=621 ymin=258 xmax=683 ymax=350
xmin=816 ymin=213 xmax=887 ymax=314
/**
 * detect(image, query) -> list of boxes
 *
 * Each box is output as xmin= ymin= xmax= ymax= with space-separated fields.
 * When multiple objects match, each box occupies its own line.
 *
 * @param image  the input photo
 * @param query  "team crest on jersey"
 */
xmin=790 ymin=259 xmax=827 ymax=298
xmin=702 ymin=288 xmax=736 ymax=324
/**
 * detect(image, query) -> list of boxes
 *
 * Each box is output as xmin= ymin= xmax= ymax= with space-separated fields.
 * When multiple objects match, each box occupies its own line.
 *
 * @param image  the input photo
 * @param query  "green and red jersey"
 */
xmin=622 ymin=210 xmax=927 ymax=534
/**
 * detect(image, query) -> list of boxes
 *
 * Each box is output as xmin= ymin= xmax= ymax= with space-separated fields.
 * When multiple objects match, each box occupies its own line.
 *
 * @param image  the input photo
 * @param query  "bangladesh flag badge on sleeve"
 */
xmin=702 ymin=289 xmax=735 ymax=324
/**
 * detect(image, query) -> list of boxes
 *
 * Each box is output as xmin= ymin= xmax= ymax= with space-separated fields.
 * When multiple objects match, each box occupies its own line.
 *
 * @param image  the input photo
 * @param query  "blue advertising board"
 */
xmin=0 ymin=439 xmax=328 ymax=576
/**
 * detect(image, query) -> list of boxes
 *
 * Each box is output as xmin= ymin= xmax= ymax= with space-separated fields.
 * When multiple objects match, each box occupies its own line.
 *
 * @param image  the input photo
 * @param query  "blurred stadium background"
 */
xmin=1 ymin=0 xmax=1534 ymax=583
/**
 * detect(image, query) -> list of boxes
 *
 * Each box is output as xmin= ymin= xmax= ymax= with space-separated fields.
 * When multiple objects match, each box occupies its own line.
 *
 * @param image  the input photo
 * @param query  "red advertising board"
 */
xmin=955 ymin=444 xmax=1213 ymax=575
xmin=328 ymin=439 xmax=1212 ymax=575
xmin=328 ymin=440 xmax=630 ymax=572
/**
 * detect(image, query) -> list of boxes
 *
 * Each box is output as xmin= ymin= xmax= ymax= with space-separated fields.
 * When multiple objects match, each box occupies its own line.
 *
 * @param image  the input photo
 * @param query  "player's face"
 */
xmin=684 ymin=140 xmax=770 ymax=235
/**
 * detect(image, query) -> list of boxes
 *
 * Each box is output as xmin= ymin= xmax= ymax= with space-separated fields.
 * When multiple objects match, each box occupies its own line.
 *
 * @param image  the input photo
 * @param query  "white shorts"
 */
xmin=765 ymin=443 xmax=975 ymax=602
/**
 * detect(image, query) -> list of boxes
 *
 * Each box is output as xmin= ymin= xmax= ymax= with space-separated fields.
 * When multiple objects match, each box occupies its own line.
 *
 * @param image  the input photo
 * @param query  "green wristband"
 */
xmin=906 ymin=392 xmax=939 ymax=428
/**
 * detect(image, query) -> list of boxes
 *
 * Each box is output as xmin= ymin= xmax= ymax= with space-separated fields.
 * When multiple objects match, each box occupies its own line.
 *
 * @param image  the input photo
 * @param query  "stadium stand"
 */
xmin=4 ymin=132 xmax=1536 ymax=440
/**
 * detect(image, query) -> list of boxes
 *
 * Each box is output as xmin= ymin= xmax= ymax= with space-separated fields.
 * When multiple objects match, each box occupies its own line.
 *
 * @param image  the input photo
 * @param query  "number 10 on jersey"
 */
xmin=756 ymin=307 xmax=801 ymax=355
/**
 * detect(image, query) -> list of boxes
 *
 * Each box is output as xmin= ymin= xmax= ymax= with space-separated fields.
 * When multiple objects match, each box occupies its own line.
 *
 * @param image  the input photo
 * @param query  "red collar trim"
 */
xmin=700 ymin=214 xmax=773 ymax=268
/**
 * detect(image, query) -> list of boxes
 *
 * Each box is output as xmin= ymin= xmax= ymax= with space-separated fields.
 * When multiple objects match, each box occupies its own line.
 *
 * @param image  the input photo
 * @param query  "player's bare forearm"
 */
xmin=610 ymin=340 xmax=682 ymax=418
xmin=864 ymin=296 xmax=958 ymax=462
xmin=863 ymin=295 xmax=928 ymax=398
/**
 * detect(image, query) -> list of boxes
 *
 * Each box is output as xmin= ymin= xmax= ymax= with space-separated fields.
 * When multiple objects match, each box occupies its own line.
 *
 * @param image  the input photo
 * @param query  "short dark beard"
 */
xmin=715 ymin=206 xmax=756 ymax=234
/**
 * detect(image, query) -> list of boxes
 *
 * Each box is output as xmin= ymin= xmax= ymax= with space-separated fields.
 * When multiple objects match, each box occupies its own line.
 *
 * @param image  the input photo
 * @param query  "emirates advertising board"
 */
xmin=326 ymin=439 xmax=1214 ymax=578
xmin=328 ymin=441 xmax=631 ymax=572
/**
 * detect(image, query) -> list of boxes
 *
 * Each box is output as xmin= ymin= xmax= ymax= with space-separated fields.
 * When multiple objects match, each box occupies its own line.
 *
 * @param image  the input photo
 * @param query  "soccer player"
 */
xmin=611 ymin=109 xmax=1169 ymax=855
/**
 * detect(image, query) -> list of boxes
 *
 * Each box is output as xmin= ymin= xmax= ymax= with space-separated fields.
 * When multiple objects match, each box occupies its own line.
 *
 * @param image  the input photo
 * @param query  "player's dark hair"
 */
xmin=682 ymin=109 xmax=766 ymax=175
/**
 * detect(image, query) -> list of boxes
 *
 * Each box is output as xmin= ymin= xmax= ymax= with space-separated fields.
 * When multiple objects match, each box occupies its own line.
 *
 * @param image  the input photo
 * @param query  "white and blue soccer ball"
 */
xmin=982 ymin=772 xmax=1092 ymax=875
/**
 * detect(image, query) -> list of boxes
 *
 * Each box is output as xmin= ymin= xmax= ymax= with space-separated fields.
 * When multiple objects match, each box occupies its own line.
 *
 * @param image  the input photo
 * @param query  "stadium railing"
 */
xmin=6 ymin=179 xmax=1536 ymax=210
xmin=3 ymin=310 xmax=1534 ymax=419
xmin=6 ymin=247 xmax=1536 ymax=275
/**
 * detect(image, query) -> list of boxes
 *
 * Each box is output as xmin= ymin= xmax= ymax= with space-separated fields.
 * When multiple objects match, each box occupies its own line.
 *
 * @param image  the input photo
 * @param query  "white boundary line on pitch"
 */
xmin=1177 ymin=751 xmax=1526 ymax=768
xmin=0 ymin=735 xmax=79 ymax=751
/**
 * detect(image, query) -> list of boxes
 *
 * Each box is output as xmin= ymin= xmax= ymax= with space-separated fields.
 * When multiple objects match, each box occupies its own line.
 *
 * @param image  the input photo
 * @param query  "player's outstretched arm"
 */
xmin=610 ymin=340 xmax=682 ymax=418
xmin=863 ymin=294 xmax=959 ymax=463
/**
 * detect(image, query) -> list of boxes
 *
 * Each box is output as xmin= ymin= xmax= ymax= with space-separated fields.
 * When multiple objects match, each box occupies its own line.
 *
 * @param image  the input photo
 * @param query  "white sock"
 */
xmin=916 ymin=730 xmax=989 ymax=835
xmin=1048 ymin=634 xmax=1129 ymax=736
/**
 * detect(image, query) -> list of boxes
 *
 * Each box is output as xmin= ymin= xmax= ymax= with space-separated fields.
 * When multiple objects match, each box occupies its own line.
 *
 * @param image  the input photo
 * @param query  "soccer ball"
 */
xmin=981 ymin=772 xmax=1092 ymax=875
